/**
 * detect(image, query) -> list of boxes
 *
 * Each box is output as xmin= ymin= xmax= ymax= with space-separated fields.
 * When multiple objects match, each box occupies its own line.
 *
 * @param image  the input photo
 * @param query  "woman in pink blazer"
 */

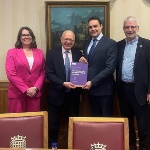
xmin=5 ymin=27 xmax=45 ymax=112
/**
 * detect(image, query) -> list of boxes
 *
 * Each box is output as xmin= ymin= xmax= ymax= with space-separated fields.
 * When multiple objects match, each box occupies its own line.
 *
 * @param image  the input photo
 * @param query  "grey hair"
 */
xmin=123 ymin=16 xmax=139 ymax=26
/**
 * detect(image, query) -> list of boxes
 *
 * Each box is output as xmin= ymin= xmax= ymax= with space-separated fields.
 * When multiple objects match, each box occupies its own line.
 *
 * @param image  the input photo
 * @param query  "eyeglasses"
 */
xmin=123 ymin=26 xmax=138 ymax=30
xmin=21 ymin=34 xmax=31 ymax=37
xmin=62 ymin=37 xmax=75 ymax=42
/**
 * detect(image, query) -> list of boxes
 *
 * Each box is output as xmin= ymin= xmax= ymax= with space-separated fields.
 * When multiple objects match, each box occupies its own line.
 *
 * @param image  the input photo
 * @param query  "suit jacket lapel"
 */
xmin=18 ymin=49 xmax=40 ymax=73
xmin=31 ymin=49 xmax=39 ymax=72
xmin=89 ymin=36 xmax=105 ymax=63
xmin=71 ymin=49 xmax=78 ymax=62
xmin=117 ymin=39 xmax=126 ymax=79
xmin=134 ymin=37 xmax=143 ymax=69
xmin=84 ymin=39 xmax=91 ymax=60
xmin=119 ymin=37 xmax=143 ymax=73
xmin=58 ymin=48 xmax=66 ymax=75
xmin=16 ymin=48 xmax=30 ymax=71
xmin=119 ymin=40 xmax=126 ymax=64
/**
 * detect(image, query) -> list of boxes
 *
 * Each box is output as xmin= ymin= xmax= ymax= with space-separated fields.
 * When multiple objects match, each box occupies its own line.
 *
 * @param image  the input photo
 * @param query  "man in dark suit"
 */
xmin=80 ymin=16 xmax=118 ymax=117
xmin=46 ymin=30 xmax=82 ymax=148
xmin=116 ymin=16 xmax=150 ymax=150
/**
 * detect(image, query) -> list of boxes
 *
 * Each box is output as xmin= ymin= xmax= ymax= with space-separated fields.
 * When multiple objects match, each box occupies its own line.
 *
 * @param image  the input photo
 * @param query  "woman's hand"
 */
xmin=26 ymin=87 xmax=37 ymax=97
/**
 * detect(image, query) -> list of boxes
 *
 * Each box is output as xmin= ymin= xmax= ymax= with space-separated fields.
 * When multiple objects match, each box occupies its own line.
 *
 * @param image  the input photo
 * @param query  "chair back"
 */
xmin=0 ymin=111 xmax=48 ymax=148
xmin=68 ymin=117 xmax=129 ymax=150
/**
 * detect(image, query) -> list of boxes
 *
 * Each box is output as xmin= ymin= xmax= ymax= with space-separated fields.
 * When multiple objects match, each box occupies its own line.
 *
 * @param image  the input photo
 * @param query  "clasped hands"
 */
xmin=26 ymin=87 xmax=37 ymax=97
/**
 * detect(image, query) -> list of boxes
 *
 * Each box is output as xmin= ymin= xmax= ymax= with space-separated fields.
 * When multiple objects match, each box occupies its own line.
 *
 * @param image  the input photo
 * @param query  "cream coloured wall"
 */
xmin=0 ymin=0 xmax=150 ymax=80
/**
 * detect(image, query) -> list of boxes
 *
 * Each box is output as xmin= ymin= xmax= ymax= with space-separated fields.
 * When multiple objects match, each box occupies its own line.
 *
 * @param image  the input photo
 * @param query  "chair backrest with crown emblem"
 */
xmin=68 ymin=117 xmax=129 ymax=150
xmin=0 ymin=111 xmax=48 ymax=148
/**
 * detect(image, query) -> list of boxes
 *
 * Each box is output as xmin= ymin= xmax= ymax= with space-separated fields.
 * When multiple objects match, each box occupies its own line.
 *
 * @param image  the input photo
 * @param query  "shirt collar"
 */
xmin=62 ymin=46 xmax=71 ymax=54
xmin=92 ymin=33 xmax=103 ymax=41
xmin=125 ymin=36 xmax=139 ymax=45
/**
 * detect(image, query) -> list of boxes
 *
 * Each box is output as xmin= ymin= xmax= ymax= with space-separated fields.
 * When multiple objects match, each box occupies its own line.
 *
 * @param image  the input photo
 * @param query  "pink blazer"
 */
xmin=5 ymin=48 xmax=45 ymax=98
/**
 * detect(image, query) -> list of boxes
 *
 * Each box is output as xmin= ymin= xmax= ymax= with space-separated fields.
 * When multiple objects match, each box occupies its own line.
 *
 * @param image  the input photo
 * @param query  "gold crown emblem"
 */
xmin=91 ymin=142 xmax=107 ymax=150
xmin=10 ymin=135 xmax=26 ymax=148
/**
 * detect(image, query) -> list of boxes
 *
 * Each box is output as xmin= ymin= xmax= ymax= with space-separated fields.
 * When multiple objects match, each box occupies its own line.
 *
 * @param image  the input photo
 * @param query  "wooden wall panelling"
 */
xmin=0 ymin=81 xmax=8 ymax=113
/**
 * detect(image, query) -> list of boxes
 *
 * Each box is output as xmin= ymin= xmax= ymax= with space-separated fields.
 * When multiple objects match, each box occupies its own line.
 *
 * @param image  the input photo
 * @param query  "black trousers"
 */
xmin=118 ymin=83 xmax=150 ymax=150
xmin=88 ymin=94 xmax=113 ymax=117
xmin=48 ymin=90 xmax=80 ymax=148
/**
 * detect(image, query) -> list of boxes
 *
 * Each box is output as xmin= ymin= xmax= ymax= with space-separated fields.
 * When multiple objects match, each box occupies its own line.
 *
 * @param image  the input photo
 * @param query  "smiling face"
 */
xmin=123 ymin=20 xmax=139 ymax=42
xmin=20 ymin=29 xmax=33 ymax=47
xmin=88 ymin=19 xmax=103 ymax=38
xmin=61 ymin=30 xmax=75 ymax=50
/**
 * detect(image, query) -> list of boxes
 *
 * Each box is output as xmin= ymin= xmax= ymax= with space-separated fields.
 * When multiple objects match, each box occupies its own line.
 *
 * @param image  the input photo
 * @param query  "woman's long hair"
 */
xmin=15 ymin=26 xmax=37 ymax=48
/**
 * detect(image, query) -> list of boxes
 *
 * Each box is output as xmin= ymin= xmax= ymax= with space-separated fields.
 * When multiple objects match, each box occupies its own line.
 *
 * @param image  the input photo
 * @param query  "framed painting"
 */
xmin=45 ymin=1 xmax=110 ymax=52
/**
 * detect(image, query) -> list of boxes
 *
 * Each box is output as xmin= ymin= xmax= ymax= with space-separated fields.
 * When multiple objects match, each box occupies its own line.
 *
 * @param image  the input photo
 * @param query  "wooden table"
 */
xmin=0 ymin=148 xmax=79 ymax=150
xmin=0 ymin=149 xmax=66 ymax=150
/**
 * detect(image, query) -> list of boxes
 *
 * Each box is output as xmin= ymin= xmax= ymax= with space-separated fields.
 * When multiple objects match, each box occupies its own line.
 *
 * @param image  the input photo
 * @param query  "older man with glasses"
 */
xmin=46 ymin=30 xmax=82 ymax=148
xmin=116 ymin=16 xmax=150 ymax=150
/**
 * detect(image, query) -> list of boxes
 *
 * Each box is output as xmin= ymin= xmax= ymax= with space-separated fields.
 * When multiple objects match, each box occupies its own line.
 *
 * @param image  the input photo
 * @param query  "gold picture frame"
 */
xmin=45 ymin=1 xmax=110 ymax=52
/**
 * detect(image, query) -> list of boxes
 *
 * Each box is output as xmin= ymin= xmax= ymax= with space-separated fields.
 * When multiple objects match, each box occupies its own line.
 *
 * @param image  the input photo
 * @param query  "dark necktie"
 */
xmin=65 ymin=51 xmax=70 ymax=82
xmin=88 ymin=38 xmax=97 ymax=62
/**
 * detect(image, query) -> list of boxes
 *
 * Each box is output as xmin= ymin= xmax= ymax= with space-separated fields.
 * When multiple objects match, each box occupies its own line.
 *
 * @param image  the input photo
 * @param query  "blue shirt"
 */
xmin=87 ymin=33 xmax=103 ymax=54
xmin=122 ymin=37 xmax=138 ymax=83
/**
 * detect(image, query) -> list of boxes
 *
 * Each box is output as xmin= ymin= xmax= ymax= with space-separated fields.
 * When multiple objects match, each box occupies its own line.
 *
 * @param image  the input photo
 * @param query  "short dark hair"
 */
xmin=88 ymin=16 xmax=102 ymax=25
xmin=15 ymin=26 xmax=37 ymax=48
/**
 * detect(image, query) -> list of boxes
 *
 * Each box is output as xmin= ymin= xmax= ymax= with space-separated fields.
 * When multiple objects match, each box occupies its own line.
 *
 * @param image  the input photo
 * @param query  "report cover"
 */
xmin=70 ymin=62 xmax=88 ymax=87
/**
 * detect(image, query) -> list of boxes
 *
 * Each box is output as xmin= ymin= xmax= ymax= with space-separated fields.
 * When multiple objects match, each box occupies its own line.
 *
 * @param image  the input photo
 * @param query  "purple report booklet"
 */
xmin=70 ymin=62 xmax=88 ymax=87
